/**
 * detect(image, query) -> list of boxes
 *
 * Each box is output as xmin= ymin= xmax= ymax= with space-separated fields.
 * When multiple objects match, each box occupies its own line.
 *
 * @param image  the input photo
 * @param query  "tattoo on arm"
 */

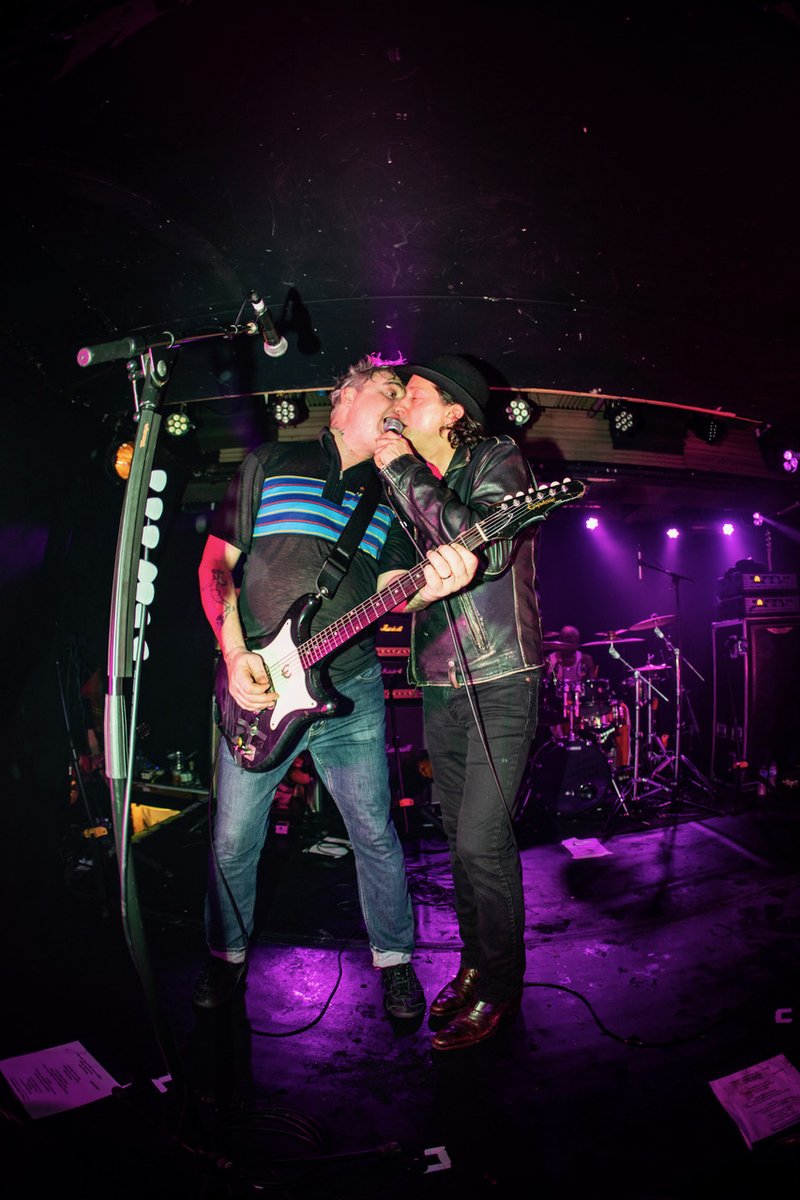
xmin=209 ymin=569 xmax=234 ymax=632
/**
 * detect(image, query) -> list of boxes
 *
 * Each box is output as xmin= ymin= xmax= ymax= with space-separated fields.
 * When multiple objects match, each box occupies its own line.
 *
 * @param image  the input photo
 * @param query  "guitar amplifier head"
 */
xmin=380 ymin=652 xmax=421 ymax=701
xmin=374 ymin=611 xmax=412 ymax=651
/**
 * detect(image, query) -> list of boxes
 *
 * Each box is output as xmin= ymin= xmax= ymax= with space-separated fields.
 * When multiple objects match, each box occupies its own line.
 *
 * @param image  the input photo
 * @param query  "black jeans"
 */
xmin=422 ymin=671 xmax=541 ymax=1003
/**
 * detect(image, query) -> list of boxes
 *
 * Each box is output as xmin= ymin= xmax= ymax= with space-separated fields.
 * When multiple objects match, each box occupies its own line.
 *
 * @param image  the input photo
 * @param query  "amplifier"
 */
xmin=718 ymin=571 xmax=797 ymax=597
xmin=380 ymin=651 xmax=421 ymax=701
xmin=374 ymin=611 xmax=412 ymax=650
xmin=716 ymin=593 xmax=799 ymax=619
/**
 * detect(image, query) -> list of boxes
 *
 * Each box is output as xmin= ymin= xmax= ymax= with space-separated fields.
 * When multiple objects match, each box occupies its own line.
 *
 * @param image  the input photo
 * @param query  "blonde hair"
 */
xmin=329 ymin=353 xmax=405 ymax=413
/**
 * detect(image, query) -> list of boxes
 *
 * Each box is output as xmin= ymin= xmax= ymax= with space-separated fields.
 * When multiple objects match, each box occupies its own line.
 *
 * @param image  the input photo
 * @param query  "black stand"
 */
xmin=384 ymin=689 xmax=443 ymax=835
xmin=635 ymin=559 xmax=716 ymax=813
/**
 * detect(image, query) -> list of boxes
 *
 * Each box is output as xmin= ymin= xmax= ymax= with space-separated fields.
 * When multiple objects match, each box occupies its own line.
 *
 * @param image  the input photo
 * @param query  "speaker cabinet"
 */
xmin=711 ymin=617 xmax=800 ymax=788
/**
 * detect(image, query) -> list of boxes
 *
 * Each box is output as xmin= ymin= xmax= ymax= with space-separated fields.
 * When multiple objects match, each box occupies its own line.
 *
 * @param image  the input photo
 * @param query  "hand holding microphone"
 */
xmin=374 ymin=415 xmax=409 ymax=470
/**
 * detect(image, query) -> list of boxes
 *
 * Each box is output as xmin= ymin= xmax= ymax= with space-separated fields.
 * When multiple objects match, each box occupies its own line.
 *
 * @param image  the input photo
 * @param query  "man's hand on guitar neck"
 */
xmin=225 ymin=647 xmax=279 ymax=713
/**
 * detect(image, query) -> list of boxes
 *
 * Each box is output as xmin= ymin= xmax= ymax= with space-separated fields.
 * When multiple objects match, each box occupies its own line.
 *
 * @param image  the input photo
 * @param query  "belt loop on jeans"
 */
xmin=447 ymin=659 xmax=461 ymax=689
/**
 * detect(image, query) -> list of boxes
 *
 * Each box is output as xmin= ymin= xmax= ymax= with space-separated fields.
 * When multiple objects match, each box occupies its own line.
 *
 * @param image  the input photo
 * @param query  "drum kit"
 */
xmin=520 ymin=613 xmax=714 ymax=826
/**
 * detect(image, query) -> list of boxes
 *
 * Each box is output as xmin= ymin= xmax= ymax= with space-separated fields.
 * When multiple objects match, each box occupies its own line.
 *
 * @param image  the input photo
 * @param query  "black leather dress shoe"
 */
xmin=430 ymin=966 xmax=480 ymax=1018
xmin=192 ymin=957 xmax=247 ymax=1008
xmin=431 ymin=997 xmax=520 ymax=1051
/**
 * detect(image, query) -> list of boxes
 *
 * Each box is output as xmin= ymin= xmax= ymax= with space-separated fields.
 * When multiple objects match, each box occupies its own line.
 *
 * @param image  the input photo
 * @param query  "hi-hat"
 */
xmin=581 ymin=637 xmax=644 ymax=646
xmin=627 ymin=613 xmax=675 ymax=632
xmin=628 ymin=662 xmax=669 ymax=673
xmin=594 ymin=628 xmax=629 ymax=639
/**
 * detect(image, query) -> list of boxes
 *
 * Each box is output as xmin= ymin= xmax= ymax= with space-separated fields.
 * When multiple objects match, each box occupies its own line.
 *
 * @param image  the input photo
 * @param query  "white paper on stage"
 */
xmin=0 ymin=1040 xmax=120 ymax=1119
xmin=709 ymin=1053 xmax=800 ymax=1148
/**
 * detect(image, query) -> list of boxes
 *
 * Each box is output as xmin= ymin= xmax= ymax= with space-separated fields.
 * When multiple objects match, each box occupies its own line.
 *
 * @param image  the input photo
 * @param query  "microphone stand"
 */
xmin=78 ymin=302 xmax=278 ymax=1103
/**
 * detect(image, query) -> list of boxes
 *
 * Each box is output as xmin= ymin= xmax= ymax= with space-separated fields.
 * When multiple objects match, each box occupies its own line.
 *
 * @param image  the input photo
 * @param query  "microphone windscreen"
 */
xmin=383 ymin=416 xmax=404 ymax=434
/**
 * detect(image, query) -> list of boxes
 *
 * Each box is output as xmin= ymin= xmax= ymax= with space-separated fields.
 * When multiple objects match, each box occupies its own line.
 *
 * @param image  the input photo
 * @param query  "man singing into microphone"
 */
xmin=193 ymin=355 xmax=478 ymax=1022
xmin=374 ymin=354 xmax=544 ymax=1050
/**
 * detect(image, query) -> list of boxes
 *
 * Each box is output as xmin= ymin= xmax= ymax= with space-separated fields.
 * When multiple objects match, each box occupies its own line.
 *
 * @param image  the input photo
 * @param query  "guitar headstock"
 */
xmin=485 ymin=478 xmax=587 ymax=540
xmin=534 ymin=477 xmax=587 ymax=505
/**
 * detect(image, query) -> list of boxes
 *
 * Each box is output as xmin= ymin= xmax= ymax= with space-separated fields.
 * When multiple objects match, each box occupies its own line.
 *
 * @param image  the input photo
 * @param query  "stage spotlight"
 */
xmin=722 ymin=522 xmax=735 ymax=536
xmin=269 ymin=392 xmax=308 ymax=428
xmin=165 ymin=406 xmax=193 ymax=438
xmin=753 ymin=512 xmax=764 ymax=526
xmin=585 ymin=516 xmax=599 ymax=530
xmin=666 ymin=527 xmax=680 ymax=539
xmin=109 ymin=440 xmax=134 ymax=481
xmin=504 ymin=394 xmax=540 ymax=429
xmin=689 ymin=414 xmax=727 ymax=445
xmin=606 ymin=401 xmax=642 ymax=443
xmin=755 ymin=422 xmax=799 ymax=474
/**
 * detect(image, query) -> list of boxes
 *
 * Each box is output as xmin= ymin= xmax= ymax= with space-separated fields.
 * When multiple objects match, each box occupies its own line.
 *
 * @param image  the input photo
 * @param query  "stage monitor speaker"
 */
xmin=711 ymin=616 xmax=800 ymax=788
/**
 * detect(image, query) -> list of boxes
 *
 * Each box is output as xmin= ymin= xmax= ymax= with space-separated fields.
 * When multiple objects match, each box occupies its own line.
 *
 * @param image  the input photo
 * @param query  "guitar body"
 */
xmin=214 ymin=478 xmax=587 ymax=772
xmin=214 ymin=594 xmax=344 ymax=771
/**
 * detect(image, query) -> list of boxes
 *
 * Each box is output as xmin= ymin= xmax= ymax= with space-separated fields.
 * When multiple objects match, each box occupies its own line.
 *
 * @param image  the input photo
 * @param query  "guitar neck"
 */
xmin=296 ymin=480 xmax=582 ymax=670
xmin=299 ymin=524 xmax=487 ymax=669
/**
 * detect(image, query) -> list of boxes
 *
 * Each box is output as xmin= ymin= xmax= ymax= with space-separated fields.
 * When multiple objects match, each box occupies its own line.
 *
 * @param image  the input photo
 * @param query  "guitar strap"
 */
xmin=315 ymin=471 xmax=382 ymax=599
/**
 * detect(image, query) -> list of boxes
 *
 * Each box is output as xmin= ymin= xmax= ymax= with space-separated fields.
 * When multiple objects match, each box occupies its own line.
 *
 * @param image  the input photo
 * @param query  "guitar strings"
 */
xmin=260 ymin=483 xmax=578 ymax=682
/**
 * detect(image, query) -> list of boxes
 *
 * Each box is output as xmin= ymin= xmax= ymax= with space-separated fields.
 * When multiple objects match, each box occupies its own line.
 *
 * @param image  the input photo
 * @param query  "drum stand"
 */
xmin=650 ymin=624 xmax=716 ymax=811
xmin=607 ymin=645 xmax=672 ymax=809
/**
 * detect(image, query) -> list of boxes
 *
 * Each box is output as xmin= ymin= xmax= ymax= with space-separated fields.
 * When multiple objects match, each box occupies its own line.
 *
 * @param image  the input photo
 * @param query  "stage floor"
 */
xmin=2 ymin=784 xmax=799 ymax=1199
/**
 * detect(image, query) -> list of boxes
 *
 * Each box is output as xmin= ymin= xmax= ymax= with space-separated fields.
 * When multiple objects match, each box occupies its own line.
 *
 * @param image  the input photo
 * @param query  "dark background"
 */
xmin=1 ymin=1 xmax=799 ymax=878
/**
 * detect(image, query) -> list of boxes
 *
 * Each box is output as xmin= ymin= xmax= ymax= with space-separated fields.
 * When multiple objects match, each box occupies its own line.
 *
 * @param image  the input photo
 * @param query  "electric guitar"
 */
xmin=215 ymin=477 xmax=586 ymax=771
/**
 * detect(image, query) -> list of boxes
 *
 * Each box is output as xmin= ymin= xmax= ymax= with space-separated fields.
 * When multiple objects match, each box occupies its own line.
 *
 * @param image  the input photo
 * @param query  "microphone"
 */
xmin=249 ymin=291 xmax=288 ymax=357
xmin=383 ymin=416 xmax=405 ymax=434
xmin=637 ymin=547 xmax=643 ymax=582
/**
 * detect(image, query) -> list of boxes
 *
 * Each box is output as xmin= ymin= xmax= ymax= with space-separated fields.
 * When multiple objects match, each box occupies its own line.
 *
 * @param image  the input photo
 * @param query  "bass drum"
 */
xmin=526 ymin=737 xmax=613 ymax=817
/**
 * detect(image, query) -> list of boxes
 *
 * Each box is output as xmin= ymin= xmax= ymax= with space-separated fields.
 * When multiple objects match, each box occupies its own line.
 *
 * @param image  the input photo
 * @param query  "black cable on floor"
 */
xmin=523 ymin=978 xmax=761 ymax=1048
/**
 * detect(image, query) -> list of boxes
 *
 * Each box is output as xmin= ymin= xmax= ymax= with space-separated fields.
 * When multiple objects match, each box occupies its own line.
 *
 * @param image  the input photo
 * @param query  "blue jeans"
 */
xmin=422 ymin=671 xmax=541 ymax=1002
xmin=206 ymin=662 xmax=414 ymax=967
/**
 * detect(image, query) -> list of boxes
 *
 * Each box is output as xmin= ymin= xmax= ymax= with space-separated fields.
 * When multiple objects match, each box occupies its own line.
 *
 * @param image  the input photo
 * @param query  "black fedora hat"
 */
xmin=397 ymin=354 xmax=490 ymax=424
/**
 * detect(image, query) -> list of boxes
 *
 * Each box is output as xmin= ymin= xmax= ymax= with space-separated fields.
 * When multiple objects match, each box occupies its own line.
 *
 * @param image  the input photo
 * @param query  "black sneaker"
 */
xmin=381 ymin=962 xmax=425 ymax=1020
xmin=192 ymin=957 xmax=247 ymax=1008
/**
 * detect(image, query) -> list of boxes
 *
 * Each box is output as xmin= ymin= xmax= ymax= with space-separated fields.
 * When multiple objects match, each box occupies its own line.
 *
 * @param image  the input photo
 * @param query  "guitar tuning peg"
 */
xmin=562 ymin=476 xmax=572 ymax=483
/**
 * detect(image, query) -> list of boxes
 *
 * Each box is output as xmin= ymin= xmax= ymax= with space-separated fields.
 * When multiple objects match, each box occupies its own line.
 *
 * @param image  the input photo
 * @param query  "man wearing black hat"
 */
xmin=374 ymin=355 xmax=544 ymax=1050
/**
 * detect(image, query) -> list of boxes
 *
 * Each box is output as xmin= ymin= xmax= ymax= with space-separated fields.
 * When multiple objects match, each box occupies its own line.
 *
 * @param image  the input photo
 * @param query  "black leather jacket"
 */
xmin=380 ymin=436 xmax=544 ymax=687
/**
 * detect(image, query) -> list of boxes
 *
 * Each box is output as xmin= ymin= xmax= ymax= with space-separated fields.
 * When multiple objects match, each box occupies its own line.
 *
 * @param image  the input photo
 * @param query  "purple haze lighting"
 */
xmin=585 ymin=516 xmax=599 ymax=530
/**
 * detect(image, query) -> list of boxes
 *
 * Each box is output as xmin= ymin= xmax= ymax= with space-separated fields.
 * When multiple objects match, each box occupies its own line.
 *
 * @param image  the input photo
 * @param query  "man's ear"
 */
xmin=446 ymin=403 xmax=465 ymax=426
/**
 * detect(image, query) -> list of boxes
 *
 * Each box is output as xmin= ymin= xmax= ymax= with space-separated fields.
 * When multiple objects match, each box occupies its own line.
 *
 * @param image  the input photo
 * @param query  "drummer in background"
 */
xmin=545 ymin=625 xmax=598 ymax=685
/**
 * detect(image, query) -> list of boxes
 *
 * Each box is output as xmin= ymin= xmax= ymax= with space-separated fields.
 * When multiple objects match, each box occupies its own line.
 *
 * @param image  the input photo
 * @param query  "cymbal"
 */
xmin=594 ymin=628 xmax=629 ymax=639
xmin=581 ymin=637 xmax=644 ymax=647
xmin=627 ymin=613 xmax=675 ymax=632
xmin=628 ymin=662 xmax=669 ymax=673
xmin=543 ymin=640 xmax=578 ymax=650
